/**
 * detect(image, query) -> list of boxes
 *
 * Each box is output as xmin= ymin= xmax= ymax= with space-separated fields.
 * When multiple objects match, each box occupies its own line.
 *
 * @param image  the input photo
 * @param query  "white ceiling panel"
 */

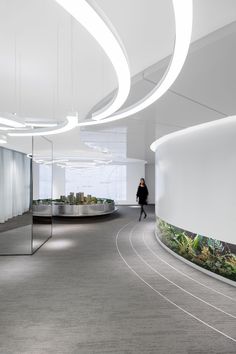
xmin=1 ymin=0 xmax=236 ymax=163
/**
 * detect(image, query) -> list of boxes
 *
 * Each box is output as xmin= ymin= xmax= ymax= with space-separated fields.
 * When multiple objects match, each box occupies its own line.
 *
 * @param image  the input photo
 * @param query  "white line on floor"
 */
xmin=141 ymin=230 xmax=236 ymax=302
xmin=115 ymin=222 xmax=236 ymax=343
xmin=129 ymin=226 xmax=236 ymax=319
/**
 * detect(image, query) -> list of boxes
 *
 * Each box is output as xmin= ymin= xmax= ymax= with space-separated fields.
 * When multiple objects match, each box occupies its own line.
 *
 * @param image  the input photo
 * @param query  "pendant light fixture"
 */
xmin=0 ymin=115 xmax=25 ymax=128
xmin=79 ymin=0 xmax=193 ymax=126
xmin=55 ymin=0 xmax=130 ymax=121
xmin=9 ymin=114 xmax=78 ymax=137
xmin=10 ymin=0 xmax=192 ymax=136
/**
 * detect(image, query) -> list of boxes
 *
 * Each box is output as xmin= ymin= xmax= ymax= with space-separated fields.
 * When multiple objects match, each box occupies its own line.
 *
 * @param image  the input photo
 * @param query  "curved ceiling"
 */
xmin=1 ymin=0 xmax=236 ymax=122
xmin=1 ymin=0 xmax=236 ymax=160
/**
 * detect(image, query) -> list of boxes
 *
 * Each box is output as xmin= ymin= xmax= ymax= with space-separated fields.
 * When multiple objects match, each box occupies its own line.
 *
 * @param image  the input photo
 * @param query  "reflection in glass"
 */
xmin=32 ymin=136 xmax=52 ymax=252
xmin=0 ymin=145 xmax=32 ymax=254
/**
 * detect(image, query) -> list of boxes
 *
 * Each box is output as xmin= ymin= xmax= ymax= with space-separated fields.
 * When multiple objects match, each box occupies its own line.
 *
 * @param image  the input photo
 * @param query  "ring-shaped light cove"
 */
xmin=10 ymin=0 xmax=192 ymax=136
xmin=79 ymin=0 xmax=193 ymax=126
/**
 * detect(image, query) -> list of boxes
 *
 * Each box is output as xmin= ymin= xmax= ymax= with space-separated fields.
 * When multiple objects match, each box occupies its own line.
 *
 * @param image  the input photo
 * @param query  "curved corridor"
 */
xmin=116 ymin=209 xmax=236 ymax=350
xmin=0 ymin=206 xmax=235 ymax=353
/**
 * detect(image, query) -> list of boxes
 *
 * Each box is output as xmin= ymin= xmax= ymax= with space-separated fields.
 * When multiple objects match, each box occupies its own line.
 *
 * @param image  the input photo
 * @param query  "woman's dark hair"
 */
xmin=139 ymin=178 xmax=146 ymax=185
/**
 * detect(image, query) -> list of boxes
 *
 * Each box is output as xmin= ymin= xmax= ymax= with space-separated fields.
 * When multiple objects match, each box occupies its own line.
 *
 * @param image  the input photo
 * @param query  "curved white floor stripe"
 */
xmin=142 ymin=231 xmax=236 ymax=302
xmin=115 ymin=222 xmax=236 ymax=343
xmin=129 ymin=227 xmax=236 ymax=319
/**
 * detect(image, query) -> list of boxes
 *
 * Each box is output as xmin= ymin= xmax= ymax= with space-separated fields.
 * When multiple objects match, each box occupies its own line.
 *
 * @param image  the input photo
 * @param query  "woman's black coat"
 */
xmin=136 ymin=185 xmax=149 ymax=205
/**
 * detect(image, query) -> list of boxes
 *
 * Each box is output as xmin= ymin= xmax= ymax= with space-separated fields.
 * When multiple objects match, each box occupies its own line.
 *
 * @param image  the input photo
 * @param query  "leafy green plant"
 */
xmin=156 ymin=218 xmax=236 ymax=281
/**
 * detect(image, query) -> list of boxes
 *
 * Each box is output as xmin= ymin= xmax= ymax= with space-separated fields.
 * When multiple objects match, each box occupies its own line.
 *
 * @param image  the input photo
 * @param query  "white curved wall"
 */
xmin=152 ymin=116 xmax=236 ymax=245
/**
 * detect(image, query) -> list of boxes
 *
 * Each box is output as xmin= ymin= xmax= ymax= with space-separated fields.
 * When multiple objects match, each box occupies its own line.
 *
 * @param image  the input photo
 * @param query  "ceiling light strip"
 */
xmin=25 ymin=122 xmax=58 ymax=127
xmin=55 ymin=0 xmax=130 ymax=121
xmin=7 ymin=0 xmax=191 ymax=135
xmin=150 ymin=115 xmax=236 ymax=152
xmin=0 ymin=116 xmax=25 ymax=128
xmin=79 ymin=0 xmax=192 ymax=126
xmin=0 ymin=127 xmax=16 ymax=131
xmin=8 ymin=115 xmax=78 ymax=137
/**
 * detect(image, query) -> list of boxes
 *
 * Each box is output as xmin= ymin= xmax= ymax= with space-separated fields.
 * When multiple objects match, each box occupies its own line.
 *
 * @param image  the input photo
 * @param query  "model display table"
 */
xmin=52 ymin=202 xmax=116 ymax=217
xmin=33 ymin=200 xmax=116 ymax=217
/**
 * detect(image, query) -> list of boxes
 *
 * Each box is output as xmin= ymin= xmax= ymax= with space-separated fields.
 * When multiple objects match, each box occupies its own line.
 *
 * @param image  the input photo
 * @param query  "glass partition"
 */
xmin=32 ymin=136 xmax=53 ymax=253
xmin=0 ymin=144 xmax=32 ymax=255
xmin=0 ymin=136 xmax=52 ymax=255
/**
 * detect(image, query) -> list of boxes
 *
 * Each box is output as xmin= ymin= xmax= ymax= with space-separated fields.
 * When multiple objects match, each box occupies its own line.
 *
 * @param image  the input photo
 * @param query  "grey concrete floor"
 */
xmin=0 ymin=206 xmax=235 ymax=354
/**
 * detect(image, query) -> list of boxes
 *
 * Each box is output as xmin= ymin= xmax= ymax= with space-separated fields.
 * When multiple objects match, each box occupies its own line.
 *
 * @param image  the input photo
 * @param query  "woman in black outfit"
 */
xmin=136 ymin=178 xmax=149 ymax=221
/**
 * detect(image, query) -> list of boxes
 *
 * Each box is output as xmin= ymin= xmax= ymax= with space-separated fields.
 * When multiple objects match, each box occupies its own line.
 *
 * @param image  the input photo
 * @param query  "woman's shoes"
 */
xmin=139 ymin=214 xmax=147 ymax=221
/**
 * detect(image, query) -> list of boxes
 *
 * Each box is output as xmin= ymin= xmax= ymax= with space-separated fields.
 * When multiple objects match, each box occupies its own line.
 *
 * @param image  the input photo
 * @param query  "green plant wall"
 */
xmin=156 ymin=218 xmax=236 ymax=281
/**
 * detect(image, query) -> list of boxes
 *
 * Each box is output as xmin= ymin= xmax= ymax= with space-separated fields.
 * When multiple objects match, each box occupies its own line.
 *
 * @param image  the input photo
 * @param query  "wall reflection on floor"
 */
xmin=0 ymin=213 xmax=32 ymax=254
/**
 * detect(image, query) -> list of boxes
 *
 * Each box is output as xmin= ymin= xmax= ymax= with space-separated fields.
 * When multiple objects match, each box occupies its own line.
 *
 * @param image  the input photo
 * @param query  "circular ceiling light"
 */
xmin=8 ymin=115 xmax=78 ymax=137
xmin=79 ymin=0 xmax=193 ymax=127
xmin=55 ymin=0 xmax=130 ymax=121
xmin=0 ymin=114 xmax=25 ymax=128
xmin=24 ymin=122 xmax=58 ymax=128
xmin=7 ymin=0 xmax=192 ymax=136
xmin=0 ymin=127 xmax=16 ymax=131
